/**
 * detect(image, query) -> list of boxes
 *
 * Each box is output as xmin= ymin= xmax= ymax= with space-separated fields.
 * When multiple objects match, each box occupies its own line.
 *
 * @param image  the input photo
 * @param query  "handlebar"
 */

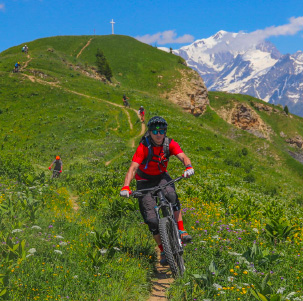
xmin=131 ymin=175 xmax=184 ymax=198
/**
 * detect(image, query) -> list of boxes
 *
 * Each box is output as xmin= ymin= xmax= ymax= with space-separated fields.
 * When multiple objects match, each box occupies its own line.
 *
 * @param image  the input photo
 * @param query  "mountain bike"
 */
xmin=51 ymin=169 xmax=61 ymax=179
xmin=131 ymin=176 xmax=185 ymax=277
xmin=123 ymin=99 xmax=130 ymax=108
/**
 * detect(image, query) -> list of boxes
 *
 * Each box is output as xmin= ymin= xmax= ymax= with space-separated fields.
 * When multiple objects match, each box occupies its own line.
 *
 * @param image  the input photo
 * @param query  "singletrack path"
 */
xmin=20 ymin=71 xmax=145 ymax=164
xmin=77 ymin=38 xmax=93 ymax=58
xmin=147 ymin=248 xmax=173 ymax=300
xmin=21 ymin=55 xmax=32 ymax=71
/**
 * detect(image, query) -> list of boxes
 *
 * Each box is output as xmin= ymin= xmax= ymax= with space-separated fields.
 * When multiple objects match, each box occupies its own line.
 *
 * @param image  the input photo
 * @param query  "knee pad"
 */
xmin=147 ymin=217 xmax=159 ymax=235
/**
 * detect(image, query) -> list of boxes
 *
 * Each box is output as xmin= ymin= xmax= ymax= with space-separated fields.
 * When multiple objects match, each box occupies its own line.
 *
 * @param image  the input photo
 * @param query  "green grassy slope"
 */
xmin=1 ymin=35 xmax=303 ymax=300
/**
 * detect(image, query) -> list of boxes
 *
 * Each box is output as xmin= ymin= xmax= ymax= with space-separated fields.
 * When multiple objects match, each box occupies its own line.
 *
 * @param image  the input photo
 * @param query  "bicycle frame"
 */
xmin=131 ymin=175 xmax=184 ymax=246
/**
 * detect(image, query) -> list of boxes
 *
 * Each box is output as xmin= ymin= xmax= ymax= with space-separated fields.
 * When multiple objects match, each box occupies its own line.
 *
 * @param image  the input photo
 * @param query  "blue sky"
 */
xmin=0 ymin=0 xmax=302 ymax=54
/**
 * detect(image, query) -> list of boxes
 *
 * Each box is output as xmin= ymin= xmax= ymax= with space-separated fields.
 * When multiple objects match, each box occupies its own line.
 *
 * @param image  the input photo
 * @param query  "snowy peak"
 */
xmin=174 ymin=31 xmax=303 ymax=116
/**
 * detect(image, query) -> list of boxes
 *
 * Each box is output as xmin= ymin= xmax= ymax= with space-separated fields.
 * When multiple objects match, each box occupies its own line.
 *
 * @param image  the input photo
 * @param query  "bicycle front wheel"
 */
xmin=159 ymin=217 xmax=185 ymax=277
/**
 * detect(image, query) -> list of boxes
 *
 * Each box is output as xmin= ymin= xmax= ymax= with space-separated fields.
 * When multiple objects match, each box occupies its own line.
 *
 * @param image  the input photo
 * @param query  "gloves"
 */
xmin=60 ymin=170 xmax=62 ymax=173
xmin=120 ymin=186 xmax=131 ymax=198
xmin=48 ymin=166 xmax=51 ymax=170
xmin=184 ymin=165 xmax=194 ymax=178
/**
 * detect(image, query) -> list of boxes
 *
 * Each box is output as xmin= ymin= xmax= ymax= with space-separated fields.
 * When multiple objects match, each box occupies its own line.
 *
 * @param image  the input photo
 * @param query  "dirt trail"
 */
xmin=20 ymin=68 xmax=145 ymax=164
xmin=70 ymin=195 xmax=79 ymax=211
xmin=77 ymin=38 xmax=93 ymax=58
xmin=148 ymin=248 xmax=174 ymax=301
xmin=21 ymin=56 xmax=33 ymax=71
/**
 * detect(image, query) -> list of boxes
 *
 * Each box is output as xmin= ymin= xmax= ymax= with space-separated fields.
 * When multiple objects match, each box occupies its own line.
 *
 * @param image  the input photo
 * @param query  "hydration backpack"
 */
xmin=140 ymin=132 xmax=171 ymax=170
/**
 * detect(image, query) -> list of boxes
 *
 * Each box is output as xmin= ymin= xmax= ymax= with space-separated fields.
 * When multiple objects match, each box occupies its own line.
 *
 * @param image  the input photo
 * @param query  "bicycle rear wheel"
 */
xmin=159 ymin=217 xmax=185 ymax=277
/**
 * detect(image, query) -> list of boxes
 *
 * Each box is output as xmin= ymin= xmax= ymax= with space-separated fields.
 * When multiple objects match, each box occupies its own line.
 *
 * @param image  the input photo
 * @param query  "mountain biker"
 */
xmin=48 ymin=156 xmax=63 ymax=176
xmin=138 ymin=106 xmax=145 ymax=122
xmin=122 ymin=94 xmax=130 ymax=107
xmin=120 ymin=116 xmax=194 ymax=265
xmin=14 ymin=62 xmax=20 ymax=72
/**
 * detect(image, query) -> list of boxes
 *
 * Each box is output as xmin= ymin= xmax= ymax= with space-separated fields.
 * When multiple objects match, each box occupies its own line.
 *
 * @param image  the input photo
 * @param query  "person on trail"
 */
xmin=24 ymin=45 xmax=28 ymax=54
xmin=120 ymin=116 xmax=194 ymax=266
xmin=14 ymin=62 xmax=20 ymax=72
xmin=138 ymin=106 xmax=145 ymax=123
xmin=122 ymin=94 xmax=130 ymax=107
xmin=48 ymin=156 xmax=63 ymax=177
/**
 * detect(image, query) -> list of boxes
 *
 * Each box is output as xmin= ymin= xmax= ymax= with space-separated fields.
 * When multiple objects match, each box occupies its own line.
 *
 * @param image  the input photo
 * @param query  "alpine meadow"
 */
xmin=1 ymin=34 xmax=303 ymax=300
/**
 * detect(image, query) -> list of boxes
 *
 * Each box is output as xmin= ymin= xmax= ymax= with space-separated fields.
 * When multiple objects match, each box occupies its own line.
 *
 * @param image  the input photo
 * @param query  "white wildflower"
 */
xmin=228 ymin=276 xmax=234 ymax=282
xmin=213 ymin=283 xmax=222 ymax=290
xmin=219 ymin=291 xmax=226 ymax=294
xmin=59 ymin=242 xmax=67 ymax=246
xmin=12 ymin=229 xmax=23 ymax=233
xmin=54 ymin=250 xmax=62 ymax=255
xmin=184 ymin=282 xmax=190 ymax=286
xmin=200 ymin=241 xmax=207 ymax=243
xmin=99 ymin=248 xmax=107 ymax=254
xmin=73 ymin=275 xmax=78 ymax=279
xmin=26 ymin=254 xmax=34 ymax=258
xmin=90 ymin=231 xmax=95 ymax=234
xmin=286 ymin=292 xmax=296 ymax=298
xmin=212 ymin=235 xmax=220 ymax=239
xmin=252 ymin=228 xmax=259 ymax=233
xmin=228 ymin=251 xmax=242 ymax=256
xmin=31 ymin=225 xmax=42 ymax=230
xmin=55 ymin=235 xmax=64 ymax=239
xmin=203 ymin=299 xmax=212 ymax=301
xmin=277 ymin=287 xmax=286 ymax=294
xmin=113 ymin=247 xmax=120 ymax=251
xmin=28 ymin=248 xmax=37 ymax=254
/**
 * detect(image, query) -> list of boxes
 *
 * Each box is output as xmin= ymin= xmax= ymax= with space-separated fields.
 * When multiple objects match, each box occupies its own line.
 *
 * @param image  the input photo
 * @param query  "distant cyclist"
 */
xmin=120 ymin=116 xmax=194 ymax=265
xmin=48 ymin=156 xmax=63 ymax=178
xmin=138 ymin=106 xmax=145 ymax=123
xmin=122 ymin=94 xmax=130 ymax=108
xmin=14 ymin=62 xmax=20 ymax=73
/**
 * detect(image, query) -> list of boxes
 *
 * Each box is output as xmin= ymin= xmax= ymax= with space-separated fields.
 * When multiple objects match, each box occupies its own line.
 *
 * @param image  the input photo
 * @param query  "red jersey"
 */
xmin=132 ymin=139 xmax=183 ymax=180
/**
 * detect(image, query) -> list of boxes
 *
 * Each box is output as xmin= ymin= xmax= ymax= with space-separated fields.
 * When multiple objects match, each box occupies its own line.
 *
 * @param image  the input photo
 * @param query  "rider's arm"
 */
xmin=175 ymin=152 xmax=192 ymax=167
xmin=123 ymin=161 xmax=140 ymax=186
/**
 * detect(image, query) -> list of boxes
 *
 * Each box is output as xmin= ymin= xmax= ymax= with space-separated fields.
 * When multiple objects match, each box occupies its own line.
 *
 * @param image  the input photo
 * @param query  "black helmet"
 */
xmin=147 ymin=116 xmax=167 ymax=131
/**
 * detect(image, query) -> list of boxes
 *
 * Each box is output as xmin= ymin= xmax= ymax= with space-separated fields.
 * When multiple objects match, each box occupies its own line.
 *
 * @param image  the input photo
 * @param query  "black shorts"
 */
xmin=136 ymin=172 xmax=181 ymax=234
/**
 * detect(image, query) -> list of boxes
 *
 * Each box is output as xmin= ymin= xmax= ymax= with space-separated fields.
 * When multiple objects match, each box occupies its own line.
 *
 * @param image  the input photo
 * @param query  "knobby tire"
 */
xmin=159 ymin=217 xmax=185 ymax=277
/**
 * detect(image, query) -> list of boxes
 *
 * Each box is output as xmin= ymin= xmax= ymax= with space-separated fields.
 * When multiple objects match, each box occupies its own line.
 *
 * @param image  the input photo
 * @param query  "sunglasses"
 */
xmin=151 ymin=129 xmax=166 ymax=135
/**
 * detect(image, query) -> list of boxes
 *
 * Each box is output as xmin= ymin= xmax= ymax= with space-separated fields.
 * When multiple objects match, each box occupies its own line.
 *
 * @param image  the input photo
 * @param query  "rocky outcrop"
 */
xmin=164 ymin=69 xmax=209 ymax=116
xmin=285 ymin=135 xmax=303 ymax=148
xmin=217 ymin=102 xmax=273 ymax=139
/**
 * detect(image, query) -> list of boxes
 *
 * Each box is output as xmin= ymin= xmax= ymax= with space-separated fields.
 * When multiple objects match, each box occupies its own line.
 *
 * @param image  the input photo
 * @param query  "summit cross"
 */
xmin=110 ymin=19 xmax=115 ymax=35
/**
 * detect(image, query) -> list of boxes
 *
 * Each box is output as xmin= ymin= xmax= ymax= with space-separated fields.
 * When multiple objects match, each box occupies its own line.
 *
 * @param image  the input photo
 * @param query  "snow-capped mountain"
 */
xmin=174 ymin=31 xmax=303 ymax=117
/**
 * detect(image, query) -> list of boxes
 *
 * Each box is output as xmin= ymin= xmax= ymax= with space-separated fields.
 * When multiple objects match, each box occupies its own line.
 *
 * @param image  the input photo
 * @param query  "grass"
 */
xmin=1 ymin=35 xmax=303 ymax=300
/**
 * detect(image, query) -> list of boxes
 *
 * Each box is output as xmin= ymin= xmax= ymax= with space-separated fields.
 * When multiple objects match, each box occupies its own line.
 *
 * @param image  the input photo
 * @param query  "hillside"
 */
xmin=1 ymin=35 xmax=303 ymax=300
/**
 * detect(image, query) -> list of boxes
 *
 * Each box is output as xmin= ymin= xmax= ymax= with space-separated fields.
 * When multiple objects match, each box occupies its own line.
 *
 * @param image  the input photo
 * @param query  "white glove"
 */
xmin=120 ymin=186 xmax=131 ymax=198
xmin=184 ymin=165 xmax=194 ymax=178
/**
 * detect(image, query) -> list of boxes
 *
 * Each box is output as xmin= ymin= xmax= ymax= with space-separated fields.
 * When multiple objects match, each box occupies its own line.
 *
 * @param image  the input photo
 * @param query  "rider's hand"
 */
xmin=184 ymin=165 xmax=194 ymax=178
xmin=120 ymin=186 xmax=131 ymax=198
xmin=48 ymin=166 xmax=51 ymax=170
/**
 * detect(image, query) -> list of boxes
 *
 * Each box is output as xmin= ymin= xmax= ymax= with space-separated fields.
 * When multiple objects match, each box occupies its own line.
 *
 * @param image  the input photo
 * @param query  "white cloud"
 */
xmin=0 ymin=3 xmax=5 ymax=12
xmin=136 ymin=30 xmax=194 ymax=45
xmin=208 ymin=16 xmax=303 ymax=54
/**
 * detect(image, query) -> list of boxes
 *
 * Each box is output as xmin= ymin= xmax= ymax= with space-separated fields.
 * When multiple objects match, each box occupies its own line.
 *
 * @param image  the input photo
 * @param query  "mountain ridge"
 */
xmin=174 ymin=30 xmax=303 ymax=117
